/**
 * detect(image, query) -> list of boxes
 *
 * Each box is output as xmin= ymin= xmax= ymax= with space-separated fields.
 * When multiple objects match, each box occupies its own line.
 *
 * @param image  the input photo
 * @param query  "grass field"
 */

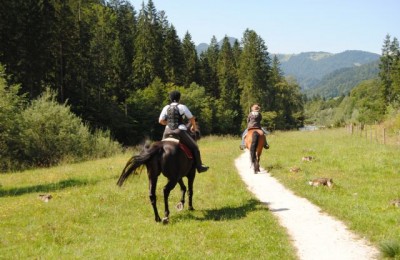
xmin=0 ymin=136 xmax=296 ymax=259
xmin=1 ymin=128 xmax=399 ymax=259
xmin=265 ymin=128 xmax=400 ymax=259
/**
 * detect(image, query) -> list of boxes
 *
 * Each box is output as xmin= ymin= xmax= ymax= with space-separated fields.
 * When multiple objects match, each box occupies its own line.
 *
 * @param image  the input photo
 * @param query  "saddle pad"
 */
xmin=162 ymin=138 xmax=193 ymax=159
xmin=247 ymin=128 xmax=264 ymax=136
xmin=179 ymin=143 xmax=193 ymax=159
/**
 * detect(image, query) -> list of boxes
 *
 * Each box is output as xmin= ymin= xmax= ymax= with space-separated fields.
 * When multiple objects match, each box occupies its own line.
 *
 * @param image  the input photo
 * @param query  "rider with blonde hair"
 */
xmin=240 ymin=104 xmax=269 ymax=150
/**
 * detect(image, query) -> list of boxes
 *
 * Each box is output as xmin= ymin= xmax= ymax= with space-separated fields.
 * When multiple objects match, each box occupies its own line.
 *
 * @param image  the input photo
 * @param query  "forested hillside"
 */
xmin=0 ymin=0 xmax=304 ymax=148
xmin=304 ymin=60 xmax=379 ymax=98
xmin=276 ymin=51 xmax=380 ymax=90
xmin=304 ymin=35 xmax=400 ymax=127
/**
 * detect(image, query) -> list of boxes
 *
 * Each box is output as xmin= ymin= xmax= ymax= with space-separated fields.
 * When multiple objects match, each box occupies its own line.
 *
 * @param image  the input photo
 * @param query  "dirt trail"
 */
xmin=235 ymin=151 xmax=379 ymax=260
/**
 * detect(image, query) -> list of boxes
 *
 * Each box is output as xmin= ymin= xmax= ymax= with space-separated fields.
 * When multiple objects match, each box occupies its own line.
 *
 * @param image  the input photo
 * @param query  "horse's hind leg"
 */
xmin=254 ymin=157 xmax=260 ymax=173
xmin=176 ymin=179 xmax=186 ymax=211
xmin=149 ymin=177 xmax=161 ymax=222
xmin=162 ymin=179 xmax=178 ymax=224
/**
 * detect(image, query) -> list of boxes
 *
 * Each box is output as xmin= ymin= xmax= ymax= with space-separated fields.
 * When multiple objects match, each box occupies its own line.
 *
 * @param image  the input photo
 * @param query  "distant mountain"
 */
xmin=196 ymin=37 xmax=238 ymax=54
xmin=196 ymin=43 xmax=209 ymax=55
xmin=303 ymin=60 xmax=380 ymax=98
xmin=276 ymin=50 xmax=380 ymax=90
xmin=196 ymin=40 xmax=381 ymax=97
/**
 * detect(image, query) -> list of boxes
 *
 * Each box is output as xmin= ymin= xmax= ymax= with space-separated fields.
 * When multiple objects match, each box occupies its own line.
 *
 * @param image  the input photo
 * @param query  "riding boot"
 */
xmin=264 ymin=136 xmax=269 ymax=149
xmin=192 ymin=148 xmax=209 ymax=173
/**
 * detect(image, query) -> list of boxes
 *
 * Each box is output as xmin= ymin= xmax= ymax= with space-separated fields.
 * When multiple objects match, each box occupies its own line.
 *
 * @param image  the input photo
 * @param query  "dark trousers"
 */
xmin=163 ymin=128 xmax=203 ymax=167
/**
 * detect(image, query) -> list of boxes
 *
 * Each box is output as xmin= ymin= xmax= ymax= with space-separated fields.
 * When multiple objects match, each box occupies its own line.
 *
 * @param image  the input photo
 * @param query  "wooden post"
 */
xmin=383 ymin=128 xmax=386 ymax=145
xmin=370 ymin=128 xmax=373 ymax=142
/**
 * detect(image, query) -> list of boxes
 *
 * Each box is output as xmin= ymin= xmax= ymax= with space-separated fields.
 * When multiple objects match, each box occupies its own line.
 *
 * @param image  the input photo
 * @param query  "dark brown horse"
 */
xmin=244 ymin=128 xmax=265 ymax=174
xmin=117 ymin=138 xmax=196 ymax=224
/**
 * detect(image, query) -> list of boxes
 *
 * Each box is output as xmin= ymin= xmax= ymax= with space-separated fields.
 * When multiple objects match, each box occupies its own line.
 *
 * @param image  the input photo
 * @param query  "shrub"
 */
xmin=0 ymin=65 xmax=26 ymax=171
xmin=17 ymin=89 xmax=121 ymax=168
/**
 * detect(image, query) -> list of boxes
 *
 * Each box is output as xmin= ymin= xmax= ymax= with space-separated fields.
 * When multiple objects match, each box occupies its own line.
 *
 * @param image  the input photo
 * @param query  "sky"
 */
xmin=127 ymin=0 xmax=400 ymax=55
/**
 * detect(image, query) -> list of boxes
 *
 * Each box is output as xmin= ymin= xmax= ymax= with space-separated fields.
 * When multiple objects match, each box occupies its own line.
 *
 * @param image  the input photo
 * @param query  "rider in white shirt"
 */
xmin=159 ymin=91 xmax=209 ymax=173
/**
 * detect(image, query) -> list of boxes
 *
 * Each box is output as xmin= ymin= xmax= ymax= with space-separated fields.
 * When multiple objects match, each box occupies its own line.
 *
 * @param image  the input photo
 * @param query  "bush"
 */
xmin=0 ymin=65 xmax=26 ymax=171
xmin=17 ymin=89 xmax=121 ymax=167
xmin=0 ymin=66 xmax=121 ymax=172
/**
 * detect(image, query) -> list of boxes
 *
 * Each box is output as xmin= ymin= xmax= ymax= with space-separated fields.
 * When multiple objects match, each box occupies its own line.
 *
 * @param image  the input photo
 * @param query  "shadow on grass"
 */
xmin=0 ymin=178 xmax=92 ymax=197
xmin=176 ymin=198 xmax=268 ymax=222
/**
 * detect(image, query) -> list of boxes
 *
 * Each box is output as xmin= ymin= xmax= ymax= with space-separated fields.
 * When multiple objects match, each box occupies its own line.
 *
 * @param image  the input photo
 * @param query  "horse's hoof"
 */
xmin=176 ymin=202 xmax=184 ymax=211
xmin=188 ymin=206 xmax=194 ymax=211
xmin=162 ymin=217 xmax=169 ymax=224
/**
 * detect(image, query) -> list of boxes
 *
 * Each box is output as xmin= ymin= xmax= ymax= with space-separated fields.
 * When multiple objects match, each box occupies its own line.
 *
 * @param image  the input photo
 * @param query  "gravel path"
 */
xmin=235 ymin=151 xmax=379 ymax=260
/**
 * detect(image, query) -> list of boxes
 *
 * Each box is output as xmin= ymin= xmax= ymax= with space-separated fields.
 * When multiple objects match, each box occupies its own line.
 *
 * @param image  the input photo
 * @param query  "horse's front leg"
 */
xmin=149 ymin=177 xmax=161 ymax=222
xmin=176 ymin=179 xmax=187 ymax=211
xmin=162 ymin=179 xmax=178 ymax=224
xmin=187 ymin=168 xmax=196 ymax=210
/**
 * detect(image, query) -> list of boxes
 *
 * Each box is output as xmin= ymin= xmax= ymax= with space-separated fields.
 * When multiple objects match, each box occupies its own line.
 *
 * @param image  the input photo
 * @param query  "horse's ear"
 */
xmin=144 ymin=140 xmax=152 ymax=149
xmin=141 ymin=138 xmax=151 ymax=149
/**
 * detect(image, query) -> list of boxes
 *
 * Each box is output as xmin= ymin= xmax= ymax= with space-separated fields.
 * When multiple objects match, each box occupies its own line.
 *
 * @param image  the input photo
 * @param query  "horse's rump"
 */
xmin=162 ymin=138 xmax=193 ymax=159
xmin=244 ymin=128 xmax=265 ymax=149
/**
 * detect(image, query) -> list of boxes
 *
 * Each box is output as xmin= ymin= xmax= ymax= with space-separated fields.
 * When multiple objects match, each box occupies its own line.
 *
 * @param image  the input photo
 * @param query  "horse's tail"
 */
xmin=117 ymin=142 xmax=162 ymax=186
xmin=250 ymin=131 xmax=259 ymax=164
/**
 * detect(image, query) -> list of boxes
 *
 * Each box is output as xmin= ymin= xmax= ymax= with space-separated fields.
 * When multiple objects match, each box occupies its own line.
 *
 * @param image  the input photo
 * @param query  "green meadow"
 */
xmin=265 ymin=128 xmax=400 ymax=259
xmin=0 ymin=137 xmax=295 ymax=259
xmin=1 ymin=128 xmax=399 ymax=259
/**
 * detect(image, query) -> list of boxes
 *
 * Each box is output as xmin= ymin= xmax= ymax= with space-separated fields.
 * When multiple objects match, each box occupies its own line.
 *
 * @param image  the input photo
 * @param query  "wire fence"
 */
xmin=346 ymin=124 xmax=400 ymax=146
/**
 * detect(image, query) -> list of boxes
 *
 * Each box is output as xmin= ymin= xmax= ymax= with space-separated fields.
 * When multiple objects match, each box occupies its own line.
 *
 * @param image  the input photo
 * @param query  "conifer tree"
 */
xmin=215 ymin=36 xmax=241 ymax=133
xmin=0 ymin=0 xmax=58 ymax=99
xmin=203 ymin=36 xmax=220 ymax=98
xmin=389 ymin=37 xmax=400 ymax=106
xmin=238 ymin=29 xmax=272 ymax=113
xmin=379 ymin=34 xmax=400 ymax=107
xmin=379 ymin=34 xmax=394 ymax=106
xmin=163 ymin=24 xmax=185 ymax=85
xmin=132 ymin=0 xmax=164 ymax=88
xmin=232 ymin=39 xmax=242 ymax=68
xmin=182 ymin=32 xmax=200 ymax=86
xmin=199 ymin=53 xmax=213 ymax=90
xmin=108 ymin=0 xmax=136 ymax=102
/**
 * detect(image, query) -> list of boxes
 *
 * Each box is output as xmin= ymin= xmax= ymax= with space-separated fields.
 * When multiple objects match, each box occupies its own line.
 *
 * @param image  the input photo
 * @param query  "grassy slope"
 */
xmin=265 ymin=128 xmax=400 ymax=248
xmin=0 ymin=137 xmax=296 ymax=259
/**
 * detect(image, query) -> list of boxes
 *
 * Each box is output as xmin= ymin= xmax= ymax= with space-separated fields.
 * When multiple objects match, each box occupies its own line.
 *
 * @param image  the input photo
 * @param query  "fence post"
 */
xmin=383 ymin=128 xmax=386 ymax=145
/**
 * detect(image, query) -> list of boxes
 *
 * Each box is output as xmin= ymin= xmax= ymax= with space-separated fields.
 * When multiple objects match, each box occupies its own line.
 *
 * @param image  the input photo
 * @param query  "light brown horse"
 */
xmin=244 ymin=128 xmax=265 ymax=174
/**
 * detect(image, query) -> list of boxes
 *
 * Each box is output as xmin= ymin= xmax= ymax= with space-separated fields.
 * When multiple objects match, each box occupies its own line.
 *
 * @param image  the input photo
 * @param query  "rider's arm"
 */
xmin=159 ymin=105 xmax=168 ymax=125
xmin=189 ymin=117 xmax=196 ymax=131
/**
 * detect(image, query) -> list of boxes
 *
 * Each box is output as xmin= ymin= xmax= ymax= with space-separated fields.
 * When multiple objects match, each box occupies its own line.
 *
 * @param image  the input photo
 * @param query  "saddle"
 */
xmin=248 ymin=127 xmax=264 ymax=134
xmin=162 ymin=137 xmax=193 ymax=159
xmin=244 ymin=128 xmax=264 ymax=140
